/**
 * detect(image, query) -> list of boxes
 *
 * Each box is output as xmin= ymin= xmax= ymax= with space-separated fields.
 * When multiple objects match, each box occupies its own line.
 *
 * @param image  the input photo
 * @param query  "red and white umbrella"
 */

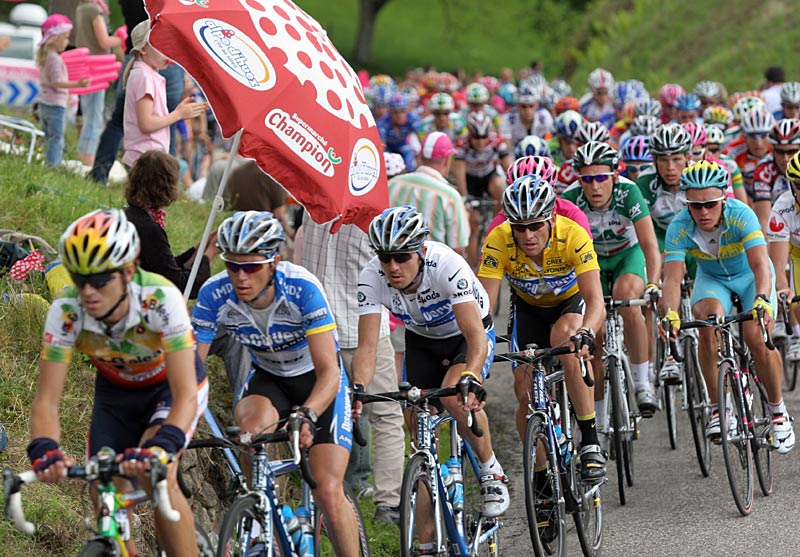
xmin=142 ymin=0 xmax=389 ymax=297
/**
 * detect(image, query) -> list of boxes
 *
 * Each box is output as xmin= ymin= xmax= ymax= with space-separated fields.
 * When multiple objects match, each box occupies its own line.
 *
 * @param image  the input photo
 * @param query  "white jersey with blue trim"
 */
xmin=357 ymin=241 xmax=490 ymax=339
xmin=192 ymin=262 xmax=338 ymax=378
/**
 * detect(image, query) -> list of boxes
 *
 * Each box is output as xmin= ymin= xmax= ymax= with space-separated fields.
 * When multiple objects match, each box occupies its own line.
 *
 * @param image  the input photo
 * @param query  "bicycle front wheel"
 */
xmin=751 ymin=374 xmax=774 ymax=497
xmin=570 ymin=458 xmax=603 ymax=557
xmin=718 ymin=361 xmax=754 ymax=516
xmin=607 ymin=356 xmax=628 ymax=505
xmin=684 ymin=336 xmax=711 ymax=477
xmin=400 ymin=453 xmax=448 ymax=557
xmin=523 ymin=414 xmax=566 ymax=557
xmin=664 ymin=382 xmax=679 ymax=450
xmin=217 ymin=493 xmax=286 ymax=557
xmin=314 ymin=482 xmax=371 ymax=556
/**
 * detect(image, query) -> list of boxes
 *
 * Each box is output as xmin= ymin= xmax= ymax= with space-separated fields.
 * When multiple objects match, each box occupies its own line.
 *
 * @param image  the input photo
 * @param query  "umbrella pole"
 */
xmin=183 ymin=128 xmax=244 ymax=302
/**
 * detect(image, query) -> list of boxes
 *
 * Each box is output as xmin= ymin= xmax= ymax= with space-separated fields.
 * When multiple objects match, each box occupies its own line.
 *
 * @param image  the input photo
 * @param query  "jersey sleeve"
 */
xmin=40 ymin=296 xmax=80 ymax=363
xmin=565 ymin=224 xmax=601 ymax=275
xmin=620 ymin=180 xmax=650 ymax=222
xmin=495 ymin=137 xmax=510 ymax=158
xmin=664 ymin=216 xmax=689 ymax=263
xmin=298 ymin=278 xmax=337 ymax=336
xmin=147 ymin=285 xmax=195 ymax=353
xmin=191 ymin=280 xmax=222 ymax=345
xmin=498 ymin=115 xmax=512 ymax=143
xmin=477 ymin=225 xmax=510 ymax=280
xmin=735 ymin=204 xmax=767 ymax=250
xmin=767 ymin=207 xmax=791 ymax=242
xmin=356 ymin=262 xmax=386 ymax=316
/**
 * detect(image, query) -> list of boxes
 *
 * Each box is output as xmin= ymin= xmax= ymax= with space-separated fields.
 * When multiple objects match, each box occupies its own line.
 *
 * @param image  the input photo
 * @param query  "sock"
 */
xmin=632 ymin=362 xmax=650 ymax=389
xmin=577 ymin=414 xmax=598 ymax=446
xmin=594 ymin=400 xmax=607 ymax=432
xmin=793 ymin=324 xmax=800 ymax=338
xmin=479 ymin=453 xmax=503 ymax=476
xmin=648 ymin=361 xmax=656 ymax=384
xmin=767 ymin=399 xmax=787 ymax=416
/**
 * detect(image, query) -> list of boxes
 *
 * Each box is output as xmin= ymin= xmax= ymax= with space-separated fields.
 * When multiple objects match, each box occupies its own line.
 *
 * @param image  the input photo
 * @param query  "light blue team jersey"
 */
xmin=192 ymin=262 xmax=338 ymax=377
xmin=664 ymin=198 xmax=766 ymax=278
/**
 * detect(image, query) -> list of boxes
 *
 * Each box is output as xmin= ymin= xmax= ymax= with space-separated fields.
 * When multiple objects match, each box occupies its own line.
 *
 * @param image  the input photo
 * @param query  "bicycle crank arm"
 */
xmin=583 ymin=478 xmax=608 ymax=502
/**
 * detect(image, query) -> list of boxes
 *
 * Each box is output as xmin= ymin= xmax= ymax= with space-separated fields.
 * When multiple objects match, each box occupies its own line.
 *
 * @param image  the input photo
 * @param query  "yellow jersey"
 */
xmin=478 ymin=215 xmax=600 ymax=307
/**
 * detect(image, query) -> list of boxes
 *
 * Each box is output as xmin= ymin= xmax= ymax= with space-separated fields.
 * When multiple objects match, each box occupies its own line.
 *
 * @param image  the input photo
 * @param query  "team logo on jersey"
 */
xmin=456 ymin=278 xmax=469 ymax=290
xmin=770 ymin=216 xmax=785 ymax=233
xmin=357 ymin=291 xmax=366 ymax=303
xmin=483 ymin=255 xmax=499 ymax=268
xmin=60 ymin=303 xmax=78 ymax=334
xmin=582 ymin=252 xmax=594 ymax=264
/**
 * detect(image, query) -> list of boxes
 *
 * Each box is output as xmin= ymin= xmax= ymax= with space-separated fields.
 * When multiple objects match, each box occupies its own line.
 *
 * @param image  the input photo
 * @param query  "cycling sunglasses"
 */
xmin=625 ymin=163 xmax=652 ymax=173
xmin=782 ymin=103 xmax=800 ymax=110
xmin=432 ymin=111 xmax=450 ymax=117
xmin=376 ymin=252 xmax=414 ymax=264
xmin=70 ymin=271 xmax=118 ymax=290
xmin=579 ymin=172 xmax=614 ymax=184
xmin=510 ymin=220 xmax=548 ymax=233
xmin=745 ymin=132 xmax=769 ymax=139
xmin=707 ymin=146 xmax=721 ymax=154
xmin=221 ymin=255 xmax=273 ymax=274
xmin=685 ymin=196 xmax=726 ymax=210
xmin=690 ymin=148 xmax=706 ymax=157
xmin=774 ymin=147 xmax=800 ymax=156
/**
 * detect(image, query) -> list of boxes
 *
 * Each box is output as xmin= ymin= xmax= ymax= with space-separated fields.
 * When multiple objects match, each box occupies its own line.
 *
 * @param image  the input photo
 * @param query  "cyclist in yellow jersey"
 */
xmin=478 ymin=175 xmax=607 ymax=484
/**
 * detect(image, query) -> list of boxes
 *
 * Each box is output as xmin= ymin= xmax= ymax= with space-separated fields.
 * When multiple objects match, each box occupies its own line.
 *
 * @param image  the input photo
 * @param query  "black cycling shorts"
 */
xmin=467 ymin=170 xmax=501 ymax=197
xmin=243 ymin=365 xmax=352 ymax=450
xmin=512 ymin=292 xmax=585 ymax=353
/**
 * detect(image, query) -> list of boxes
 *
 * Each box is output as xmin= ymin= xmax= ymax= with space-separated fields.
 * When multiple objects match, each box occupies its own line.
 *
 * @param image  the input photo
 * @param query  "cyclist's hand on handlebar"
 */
xmin=571 ymin=328 xmax=595 ymax=360
xmin=663 ymin=310 xmax=681 ymax=339
xmin=752 ymin=295 xmax=773 ymax=327
xmin=644 ymin=282 xmax=661 ymax=305
xmin=457 ymin=372 xmax=486 ymax=411
xmin=27 ymin=437 xmax=74 ymax=483
xmin=351 ymin=383 xmax=366 ymax=420
xmin=118 ymin=446 xmax=171 ymax=476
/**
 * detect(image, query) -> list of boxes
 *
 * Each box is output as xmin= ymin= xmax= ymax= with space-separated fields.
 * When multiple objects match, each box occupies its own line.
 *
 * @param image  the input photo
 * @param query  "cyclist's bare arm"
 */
xmin=499 ymin=154 xmax=512 ymax=173
xmin=452 ymin=302 xmax=488 ymax=380
xmin=661 ymin=260 xmax=685 ymax=315
xmin=753 ymin=199 xmax=772 ymax=238
xmin=163 ymin=347 xmax=200 ymax=433
xmin=196 ymin=341 xmax=211 ymax=363
xmin=351 ymin=313 xmax=382 ymax=418
xmin=576 ymin=269 xmax=606 ymax=334
xmin=746 ymin=243 xmax=775 ymax=300
xmin=478 ymin=276 xmax=502 ymax=315
xmin=453 ymin=160 xmax=468 ymax=196
xmin=303 ymin=330 xmax=340 ymax=423
xmin=768 ymin=240 xmax=791 ymax=293
xmin=635 ymin=216 xmax=662 ymax=285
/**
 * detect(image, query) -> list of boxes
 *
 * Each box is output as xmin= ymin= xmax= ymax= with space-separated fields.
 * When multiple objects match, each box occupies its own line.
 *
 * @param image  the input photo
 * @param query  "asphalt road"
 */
xmin=485 ymin=304 xmax=800 ymax=556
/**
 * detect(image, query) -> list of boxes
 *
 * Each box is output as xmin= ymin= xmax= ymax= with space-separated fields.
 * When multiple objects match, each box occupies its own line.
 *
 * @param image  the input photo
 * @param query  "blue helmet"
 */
xmin=675 ymin=93 xmax=701 ymax=112
xmin=680 ymin=161 xmax=729 ymax=191
xmin=553 ymin=110 xmax=583 ymax=138
xmin=389 ymin=92 xmax=409 ymax=110
xmin=611 ymin=80 xmax=649 ymax=110
xmin=498 ymin=82 xmax=518 ymax=106
xmin=514 ymin=135 xmax=551 ymax=159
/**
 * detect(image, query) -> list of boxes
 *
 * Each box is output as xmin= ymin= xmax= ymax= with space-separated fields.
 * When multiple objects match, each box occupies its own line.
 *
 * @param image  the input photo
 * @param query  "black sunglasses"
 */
xmin=377 ymin=252 xmax=415 ymax=264
xmin=70 ymin=271 xmax=118 ymax=290
xmin=432 ymin=111 xmax=449 ymax=116
xmin=510 ymin=220 xmax=548 ymax=233
xmin=625 ymin=163 xmax=651 ymax=173
xmin=686 ymin=196 xmax=725 ymax=210
xmin=774 ymin=148 xmax=800 ymax=156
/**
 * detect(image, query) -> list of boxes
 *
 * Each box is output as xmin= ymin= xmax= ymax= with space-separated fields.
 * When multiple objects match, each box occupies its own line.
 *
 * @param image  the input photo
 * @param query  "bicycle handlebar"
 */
xmin=495 ymin=344 xmax=594 ymax=387
xmin=678 ymin=310 xmax=774 ymax=350
xmin=3 ymin=453 xmax=179 ymax=535
xmin=352 ymin=383 xmax=484 ymax=447
xmin=187 ymin=421 xmax=317 ymax=490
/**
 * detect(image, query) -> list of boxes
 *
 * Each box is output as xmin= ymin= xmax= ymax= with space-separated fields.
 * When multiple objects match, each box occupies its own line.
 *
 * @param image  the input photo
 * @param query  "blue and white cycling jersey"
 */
xmin=192 ymin=262 xmax=338 ymax=378
xmin=357 ymin=241 xmax=490 ymax=339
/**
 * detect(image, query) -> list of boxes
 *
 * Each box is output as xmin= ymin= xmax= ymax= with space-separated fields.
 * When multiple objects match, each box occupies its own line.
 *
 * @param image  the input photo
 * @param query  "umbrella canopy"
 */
xmin=144 ymin=0 xmax=387 ymax=231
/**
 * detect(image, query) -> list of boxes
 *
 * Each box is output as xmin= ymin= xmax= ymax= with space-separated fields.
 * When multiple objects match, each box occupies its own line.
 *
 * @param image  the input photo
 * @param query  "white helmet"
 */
xmin=217 ymin=211 xmax=285 ymax=258
xmin=368 ymin=206 xmax=429 ymax=253
xmin=588 ymin=68 xmax=614 ymax=90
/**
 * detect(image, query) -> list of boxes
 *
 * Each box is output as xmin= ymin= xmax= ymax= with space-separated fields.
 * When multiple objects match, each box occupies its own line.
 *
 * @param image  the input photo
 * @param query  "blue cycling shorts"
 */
xmin=691 ymin=265 xmax=777 ymax=318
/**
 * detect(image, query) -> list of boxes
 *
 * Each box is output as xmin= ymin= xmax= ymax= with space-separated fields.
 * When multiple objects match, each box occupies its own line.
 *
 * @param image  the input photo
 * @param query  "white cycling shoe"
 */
xmin=480 ymin=473 xmax=510 ymax=517
xmin=772 ymin=414 xmax=796 ymax=454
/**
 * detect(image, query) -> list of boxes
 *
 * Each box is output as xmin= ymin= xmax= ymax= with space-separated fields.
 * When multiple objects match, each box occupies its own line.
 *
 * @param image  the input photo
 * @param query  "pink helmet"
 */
xmin=506 ymin=155 xmax=557 ymax=185
xmin=659 ymin=83 xmax=686 ymax=108
xmin=682 ymin=122 xmax=708 ymax=146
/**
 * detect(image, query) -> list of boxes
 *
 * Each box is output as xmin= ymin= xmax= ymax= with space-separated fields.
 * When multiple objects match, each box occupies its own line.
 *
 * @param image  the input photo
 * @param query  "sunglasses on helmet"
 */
xmin=579 ymin=172 xmax=614 ymax=184
xmin=685 ymin=196 xmax=726 ymax=210
xmin=220 ymin=254 xmax=273 ymax=274
xmin=377 ymin=252 xmax=415 ymax=264
xmin=70 ymin=271 xmax=118 ymax=290
xmin=510 ymin=219 xmax=549 ymax=233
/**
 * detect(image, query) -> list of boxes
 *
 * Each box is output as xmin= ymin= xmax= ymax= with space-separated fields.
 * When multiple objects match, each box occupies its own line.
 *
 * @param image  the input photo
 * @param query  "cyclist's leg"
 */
xmin=309 ymin=444 xmax=360 ymax=556
xmin=690 ymin=272 xmax=733 ymax=405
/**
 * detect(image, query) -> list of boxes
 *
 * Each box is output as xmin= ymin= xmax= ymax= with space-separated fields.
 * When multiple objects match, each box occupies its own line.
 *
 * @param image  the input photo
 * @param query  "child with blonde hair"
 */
xmin=36 ymin=15 xmax=90 ymax=167
xmin=122 ymin=20 xmax=206 ymax=168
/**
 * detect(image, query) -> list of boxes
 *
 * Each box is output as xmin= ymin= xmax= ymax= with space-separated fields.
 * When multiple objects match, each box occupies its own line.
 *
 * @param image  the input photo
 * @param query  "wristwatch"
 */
xmin=577 ymin=326 xmax=595 ymax=338
xmin=297 ymin=406 xmax=318 ymax=424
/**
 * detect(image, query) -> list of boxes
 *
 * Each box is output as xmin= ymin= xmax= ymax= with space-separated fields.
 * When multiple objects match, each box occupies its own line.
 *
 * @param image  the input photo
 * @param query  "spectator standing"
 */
xmin=761 ymin=66 xmax=785 ymax=115
xmin=73 ymin=0 xmax=123 ymax=167
xmin=36 ymin=15 xmax=89 ymax=167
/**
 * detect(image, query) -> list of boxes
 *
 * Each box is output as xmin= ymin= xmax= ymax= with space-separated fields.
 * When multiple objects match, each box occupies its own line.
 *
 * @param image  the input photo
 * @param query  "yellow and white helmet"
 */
xmin=59 ymin=209 xmax=140 ymax=274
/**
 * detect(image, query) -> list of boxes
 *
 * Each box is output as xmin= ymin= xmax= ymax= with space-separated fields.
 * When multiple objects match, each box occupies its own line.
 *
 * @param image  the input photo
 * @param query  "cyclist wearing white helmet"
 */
xmin=460 ymin=81 xmax=501 ymax=129
xmin=477 ymin=175 xmax=608 ymax=486
xmin=352 ymin=206 xmax=511 ymax=521
xmin=562 ymin=142 xmax=662 ymax=417
xmin=192 ymin=211 xmax=362 ymax=556
xmin=33 ymin=209 xmax=206 ymax=556
xmin=417 ymin=92 xmax=467 ymax=143
xmin=694 ymin=80 xmax=722 ymax=112
xmin=499 ymin=84 xmax=553 ymax=145
xmin=580 ymin=67 xmax=616 ymax=126
xmin=725 ymin=105 xmax=775 ymax=197
xmin=662 ymin=161 xmax=794 ymax=453
xmin=550 ymin=108 xmax=583 ymax=169
xmin=767 ymin=152 xmax=800 ymax=362
xmin=751 ymin=118 xmax=800 ymax=233
xmin=780 ymin=82 xmax=800 ymax=120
